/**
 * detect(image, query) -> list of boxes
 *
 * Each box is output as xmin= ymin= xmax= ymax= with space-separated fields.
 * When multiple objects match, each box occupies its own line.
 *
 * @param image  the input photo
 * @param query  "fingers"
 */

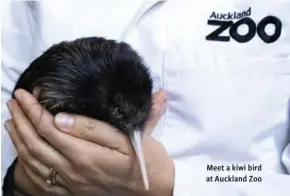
xmin=5 ymin=100 xmax=69 ymax=173
xmin=13 ymin=89 xmax=60 ymax=139
xmin=4 ymin=119 xmax=33 ymax=163
xmin=20 ymin=161 xmax=73 ymax=196
xmin=53 ymin=90 xmax=167 ymax=145
xmin=5 ymin=119 xmax=67 ymax=186
xmin=12 ymin=89 xmax=89 ymax=163
xmin=19 ymin=157 xmax=67 ymax=187
xmin=54 ymin=113 xmax=130 ymax=152
xmin=144 ymin=91 xmax=167 ymax=135
xmin=10 ymin=90 xmax=116 ymax=164
xmin=5 ymin=119 xmax=71 ymax=196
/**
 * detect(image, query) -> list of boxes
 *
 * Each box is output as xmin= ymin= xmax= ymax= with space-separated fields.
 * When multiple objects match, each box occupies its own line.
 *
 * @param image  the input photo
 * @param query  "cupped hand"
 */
xmin=6 ymin=89 xmax=174 ymax=196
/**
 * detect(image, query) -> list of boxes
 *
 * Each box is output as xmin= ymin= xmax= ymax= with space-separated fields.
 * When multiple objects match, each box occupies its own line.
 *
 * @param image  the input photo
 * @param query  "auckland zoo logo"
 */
xmin=205 ymin=7 xmax=282 ymax=43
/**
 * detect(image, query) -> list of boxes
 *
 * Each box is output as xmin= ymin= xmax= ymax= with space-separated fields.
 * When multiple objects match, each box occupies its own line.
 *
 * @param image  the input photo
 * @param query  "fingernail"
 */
xmin=14 ymin=90 xmax=22 ymax=101
xmin=55 ymin=113 xmax=74 ymax=129
xmin=6 ymin=100 xmax=12 ymax=112
xmin=4 ymin=120 xmax=11 ymax=133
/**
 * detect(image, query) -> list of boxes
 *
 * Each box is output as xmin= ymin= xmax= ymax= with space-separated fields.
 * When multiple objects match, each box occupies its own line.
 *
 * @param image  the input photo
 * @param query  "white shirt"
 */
xmin=2 ymin=0 xmax=290 ymax=195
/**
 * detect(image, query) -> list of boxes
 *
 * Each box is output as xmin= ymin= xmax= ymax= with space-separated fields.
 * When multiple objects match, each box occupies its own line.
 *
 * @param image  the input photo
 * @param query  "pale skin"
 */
xmin=5 ymin=89 xmax=174 ymax=196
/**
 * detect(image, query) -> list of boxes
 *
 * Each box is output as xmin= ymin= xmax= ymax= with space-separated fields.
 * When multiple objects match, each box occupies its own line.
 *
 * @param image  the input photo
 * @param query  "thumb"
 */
xmin=144 ymin=91 xmax=167 ymax=136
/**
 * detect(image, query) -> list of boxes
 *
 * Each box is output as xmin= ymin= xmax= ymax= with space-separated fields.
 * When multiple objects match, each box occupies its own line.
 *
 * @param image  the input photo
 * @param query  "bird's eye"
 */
xmin=114 ymin=107 xmax=124 ymax=118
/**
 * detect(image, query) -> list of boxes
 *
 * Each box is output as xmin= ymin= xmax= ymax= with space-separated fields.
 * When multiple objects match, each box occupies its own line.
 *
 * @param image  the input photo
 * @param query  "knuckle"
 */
xmin=23 ymin=106 xmax=40 ymax=121
xmin=38 ymin=129 xmax=50 ymax=138
xmin=29 ymin=161 xmax=41 ymax=176
xmin=27 ymin=143 xmax=37 ymax=154
xmin=24 ymin=101 xmax=39 ymax=115
xmin=17 ymin=146 xmax=27 ymax=158
xmin=38 ymin=124 xmax=53 ymax=138
xmin=24 ymin=107 xmax=34 ymax=118
xmin=37 ymin=121 xmax=46 ymax=132
xmin=17 ymin=154 xmax=25 ymax=162
xmin=81 ymin=119 xmax=96 ymax=137
xmin=33 ymin=113 xmax=54 ymax=138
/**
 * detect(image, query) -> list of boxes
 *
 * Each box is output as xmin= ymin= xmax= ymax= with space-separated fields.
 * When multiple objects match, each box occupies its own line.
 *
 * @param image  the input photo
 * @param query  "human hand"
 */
xmin=5 ymin=98 xmax=73 ymax=196
xmin=6 ymin=89 xmax=174 ymax=196
xmin=13 ymin=158 xmax=73 ymax=196
xmin=5 ymin=120 xmax=73 ymax=195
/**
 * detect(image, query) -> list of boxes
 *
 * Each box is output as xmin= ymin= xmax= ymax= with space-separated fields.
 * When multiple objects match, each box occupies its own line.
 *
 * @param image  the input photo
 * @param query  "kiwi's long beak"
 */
xmin=129 ymin=129 xmax=149 ymax=191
